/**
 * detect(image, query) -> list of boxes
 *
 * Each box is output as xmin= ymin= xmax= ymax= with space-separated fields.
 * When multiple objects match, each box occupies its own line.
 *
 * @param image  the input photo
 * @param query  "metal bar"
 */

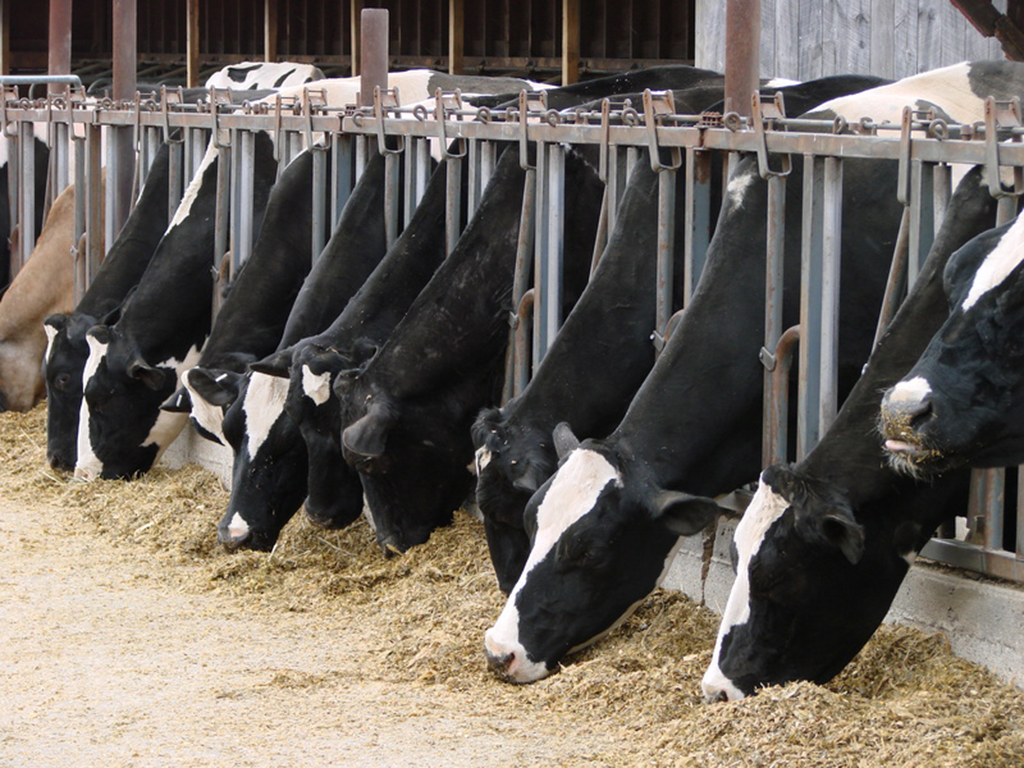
xmin=818 ymin=157 xmax=843 ymax=435
xmin=506 ymin=167 xmax=537 ymax=402
xmin=383 ymin=152 xmax=399 ymax=247
xmin=761 ymin=173 xmax=786 ymax=465
xmin=331 ymin=132 xmax=354 ymax=229
xmin=908 ymin=159 xmax=935 ymax=286
xmin=763 ymin=326 xmax=800 ymax=467
xmin=724 ymin=0 xmax=761 ymax=117
xmin=0 ymin=75 xmax=82 ymax=87
xmin=16 ymin=119 xmax=35 ymax=275
xmin=655 ymin=168 xmax=677 ymax=341
xmin=167 ymin=140 xmax=184 ymax=221
xmin=933 ymin=162 xmax=952 ymax=231
xmin=797 ymin=156 xmax=824 ymax=460
xmin=415 ymin=138 xmax=430 ymax=207
xmin=311 ymin=146 xmax=328 ymax=260
xmin=48 ymin=0 xmax=73 ymax=97
xmin=85 ymin=122 xmax=103 ymax=285
xmin=871 ymin=207 xmax=911 ymax=352
xmin=233 ymin=128 xmax=256 ymax=275
xmin=360 ymin=9 xmax=389 ymax=108
xmin=403 ymin=138 xmax=418 ymax=229
xmin=532 ymin=143 xmax=550 ymax=369
xmin=72 ymin=132 xmax=86 ymax=303
xmin=187 ymin=0 xmax=200 ymax=87
xmin=683 ymin=148 xmax=712 ymax=303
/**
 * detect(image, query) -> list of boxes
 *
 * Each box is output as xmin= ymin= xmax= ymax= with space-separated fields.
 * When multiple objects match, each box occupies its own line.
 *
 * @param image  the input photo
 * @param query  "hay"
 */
xmin=4 ymin=403 xmax=1024 ymax=766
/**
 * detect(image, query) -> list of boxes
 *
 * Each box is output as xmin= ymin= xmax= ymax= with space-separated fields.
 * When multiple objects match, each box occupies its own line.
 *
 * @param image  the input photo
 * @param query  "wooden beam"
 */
xmin=1 ymin=0 xmax=12 ymax=76
xmin=187 ymin=0 xmax=200 ymax=87
xmin=449 ymin=0 xmax=464 ymax=75
xmin=562 ymin=0 xmax=580 ymax=85
xmin=265 ymin=0 xmax=278 ymax=62
xmin=950 ymin=0 xmax=1024 ymax=60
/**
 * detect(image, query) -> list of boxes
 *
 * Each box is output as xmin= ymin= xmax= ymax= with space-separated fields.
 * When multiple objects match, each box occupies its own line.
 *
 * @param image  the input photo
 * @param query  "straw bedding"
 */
xmin=3 ymin=403 xmax=1023 ymax=766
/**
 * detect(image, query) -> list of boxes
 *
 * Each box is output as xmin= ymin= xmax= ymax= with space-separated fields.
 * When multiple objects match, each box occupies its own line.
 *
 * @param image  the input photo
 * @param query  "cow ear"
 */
xmin=128 ymin=358 xmax=166 ymax=390
xmin=803 ymin=507 xmax=865 ymax=565
xmin=552 ymin=422 xmax=580 ymax=460
xmin=249 ymin=349 xmax=293 ymax=378
xmin=185 ymin=367 xmax=244 ymax=407
xmin=652 ymin=490 xmax=723 ymax=537
xmin=160 ymin=386 xmax=193 ymax=413
xmin=88 ymin=325 xmax=113 ymax=345
xmin=512 ymin=461 xmax=547 ymax=494
xmin=342 ymin=396 xmax=399 ymax=459
xmin=351 ymin=337 xmax=380 ymax=364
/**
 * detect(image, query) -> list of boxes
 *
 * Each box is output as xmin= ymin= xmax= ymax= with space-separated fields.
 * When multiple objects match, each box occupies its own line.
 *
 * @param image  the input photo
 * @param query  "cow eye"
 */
xmin=54 ymin=372 xmax=71 ymax=391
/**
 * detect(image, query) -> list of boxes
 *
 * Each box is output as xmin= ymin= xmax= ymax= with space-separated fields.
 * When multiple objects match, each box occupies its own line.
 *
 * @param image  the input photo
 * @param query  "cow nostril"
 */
xmin=703 ymin=688 xmax=729 ymax=704
xmin=486 ymin=649 xmax=515 ymax=675
xmin=908 ymin=396 xmax=933 ymax=430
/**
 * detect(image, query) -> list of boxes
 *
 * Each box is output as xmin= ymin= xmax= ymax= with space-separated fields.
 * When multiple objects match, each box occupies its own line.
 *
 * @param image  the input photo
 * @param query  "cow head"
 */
xmin=881 ymin=217 xmax=1024 ymax=476
xmin=471 ymin=408 xmax=565 ymax=593
xmin=700 ymin=463 xmax=929 ymax=701
xmin=337 ymin=371 xmax=474 ymax=557
xmin=278 ymin=340 xmax=370 ymax=530
xmin=74 ymin=324 xmax=197 ymax=480
xmin=174 ymin=365 xmax=248 ymax=445
xmin=197 ymin=368 xmax=308 ymax=551
xmin=483 ymin=432 xmax=721 ymax=683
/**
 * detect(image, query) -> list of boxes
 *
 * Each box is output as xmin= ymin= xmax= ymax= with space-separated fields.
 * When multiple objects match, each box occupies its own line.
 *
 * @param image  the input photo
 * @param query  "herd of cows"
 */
xmin=0 ymin=58 xmax=1022 ymax=702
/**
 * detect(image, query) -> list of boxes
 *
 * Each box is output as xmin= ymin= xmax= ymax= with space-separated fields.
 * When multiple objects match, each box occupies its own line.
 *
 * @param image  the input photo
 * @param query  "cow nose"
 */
xmin=881 ymin=383 xmax=934 ymax=437
xmin=703 ymin=688 xmax=729 ymax=704
xmin=485 ymin=647 xmax=516 ymax=678
xmin=48 ymin=452 xmax=72 ymax=472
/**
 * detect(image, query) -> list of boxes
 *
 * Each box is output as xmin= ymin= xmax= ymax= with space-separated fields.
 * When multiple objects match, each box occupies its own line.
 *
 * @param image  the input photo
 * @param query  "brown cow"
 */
xmin=0 ymin=183 xmax=98 ymax=412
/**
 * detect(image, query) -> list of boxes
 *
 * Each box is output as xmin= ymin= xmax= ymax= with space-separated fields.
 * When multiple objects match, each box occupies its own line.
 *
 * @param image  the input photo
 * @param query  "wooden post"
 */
xmin=48 ymin=0 xmax=73 ymax=95
xmin=562 ymin=0 xmax=580 ymax=85
xmin=0 ymin=1 xmax=9 ymax=76
xmin=265 ymin=0 xmax=278 ymax=62
xmin=449 ymin=0 xmax=464 ymax=75
xmin=724 ymin=0 xmax=761 ymax=117
xmin=351 ymin=0 xmax=364 ymax=75
xmin=360 ymin=8 xmax=388 ymax=107
xmin=187 ymin=0 xmax=200 ymax=87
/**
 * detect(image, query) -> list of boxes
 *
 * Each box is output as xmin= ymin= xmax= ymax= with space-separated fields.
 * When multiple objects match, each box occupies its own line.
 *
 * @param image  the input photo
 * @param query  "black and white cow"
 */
xmin=207 ymin=155 xmax=453 ymax=551
xmin=880 ymin=211 xmax=1024 ymax=474
xmin=701 ymin=165 xmax=997 ymax=701
xmin=470 ymin=75 xmax=889 ymax=595
xmin=163 ymin=146 xmax=323 ymax=444
xmin=1 ymin=124 xmax=51 ymax=292
xmin=43 ymin=141 xmax=172 ymax=470
xmin=482 ymin=62 xmax=1024 ymax=684
xmin=203 ymin=62 xmax=326 ymax=90
xmin=337 ymin=143 xmax=602 ymax=555
xmin=74 ymin=132 xmax=277 ymax=480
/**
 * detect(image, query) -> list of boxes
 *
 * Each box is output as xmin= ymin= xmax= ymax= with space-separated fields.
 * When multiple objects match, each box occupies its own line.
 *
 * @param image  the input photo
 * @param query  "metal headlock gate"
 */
xmin=2 ymin=81 xmax=1023 ymax=583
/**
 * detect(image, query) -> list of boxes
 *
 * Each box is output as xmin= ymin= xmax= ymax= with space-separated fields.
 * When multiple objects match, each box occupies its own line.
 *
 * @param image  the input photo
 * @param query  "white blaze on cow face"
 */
xmin=224 ymin=511 xmax=251 ymax=541
xmin=43 ymin=323 xmax=59 ymax=366
xmin=243 ymin=371 xmax=290 ymax=460
xmin=884 ymin=375 xmax=932 ymax=415
xmin=140 ymin=345 xmax=203 ymax=460
xmin=74 ymin=335 xmax=109 ymax=481
xmin=301 ymin=365 xmax=332 ymax=406
xmin=702 ymin=474 xmax=790 ymax=702
xmin=961 ymin=214 xmax=1024 ymax=311
xmin=484 ymin=448 xmax=620 ymax=683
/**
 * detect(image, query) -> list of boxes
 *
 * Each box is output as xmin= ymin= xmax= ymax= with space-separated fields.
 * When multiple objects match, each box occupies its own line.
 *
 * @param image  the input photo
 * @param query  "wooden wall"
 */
xmin=696 ymin=0 xmax=1006 ymax=81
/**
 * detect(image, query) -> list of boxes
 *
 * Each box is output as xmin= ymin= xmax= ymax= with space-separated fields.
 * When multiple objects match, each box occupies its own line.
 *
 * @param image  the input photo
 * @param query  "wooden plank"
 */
xmin=265 ymin=0 xmax=278 ymax=61
xmin=941 ymin=0 xmax=969 ymax=66
xmin=351 ymin=0 xmax=363 ymax=75
xmin=562 ymin=0 xmax=580 ymax=84
xmin=759 ymin=0 xmax=776 ymax=79
xmin=450 ymin=0 xmax=464 ymax=73
xmin=917 ymin=0 xmax=943 ymax=72
xmin=797 ymin=0 xmax=823 ymax=80
xmin=892 ymin=0 xmax=915 ymax=80
xmin=1 ymin=1 xmax=9 ymax=76
xmin=774 ymin=0 xmax=800 ymax=80
xmin=839 ymin=0 xmax=871 ymax=75
xmin=695 ymin=0 xmax=727 ymax=72
xmin=187 ymin=0 xmax=200 ymax=86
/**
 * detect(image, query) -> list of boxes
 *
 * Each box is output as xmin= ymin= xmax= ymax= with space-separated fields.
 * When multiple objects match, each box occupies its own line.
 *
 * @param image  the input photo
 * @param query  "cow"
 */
xmin=181 ymin=151 xmax=402 ymax=550
xmin=880 ymin=212 xmax=1024 ymax=475
xmin=481 ymin=62 xmax=1024 ymax=685
xmin=336 ymin=142 xmax=601 ymax=556
xmin=43 ymin=141 xmax=172 ymax=471
xmin=1 ymin=123 xmax=51 ymax=293
xmin=203 ymin=61 xmax=326 ymax=90
xmin=470 ymin=74 xmax=889 ymax=595
xmin=74 ymin=131 xmax=277 ymax=481
xmin=0 ymin=182 xmax=79 ymax=412
xmin=701 ymin=165 xmax=997 ymax=701
xmin=161 ymin=146 xmax=323 ymax=444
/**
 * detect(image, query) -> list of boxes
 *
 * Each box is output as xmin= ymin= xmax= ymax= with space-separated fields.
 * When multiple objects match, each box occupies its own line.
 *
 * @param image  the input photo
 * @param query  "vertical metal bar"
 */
xmin=871 ymin=207 xmax=911 ymax=352
xmin=187 ymin=0 xmax=200 ymax=87
xmin=233 ymin=129 xmax=256 ymax=275
xmin=311 ymin=146 xmax=328 ymax=260
xmin=535 ymin=143 xmax=565 ymax=367
xmin=468 ymin=139 xmax=483 ymax=218
xmin=933 ymin=162 xmax=951 ymax=231
xmin=818 ymin=157 xmax=843 ymax=435
xmin=168 ymin=141 xmax=183 ymax=221
xmin=383 ymin=152 xmax=399 ymax=247
xmin=264 ymin=0 xmax=278 ymax=62
xmin=797 ymin=156 xmax=824 ymax=460
xmin=532 ymin=143 xmax=550 ymax=371
xmin=331 ymin=132 xmax=354 ymax=228
xmin=17 ymin=119 xmax=35 ymax=274
xmin=403 ymin=138 xmax=417 ymax=229
xmin=607 ymin=146 xmax=620 ymax=232
xmin=48 ymin=0 xmax=73 ymax=97
xmin=481 ymin=141 xmax=495 ymax=194
xmin=415 ymin=137 xmax=430 ymax=206
xmin=360 ymin=8 xmax=389 ymax=108
xmin=908 ymin=159 xmax=934 ymax=287
xmin=508 ymin=167 xmax=537 ymax=401
xmin=356 ymin=135 xmax=368 ymax=180
xmin=655 ymin=168 xmax=677 ymax=338
xmin=684 ymin=147 xmax=712 ymax=303
xmin=85 ymin=122 xmax=103 ymax=285
xmin=53 ymin=121 xmax=69 ymax=199
xmin=761 ymin=173 xmax=786 ymax=465
xmin=445 ymin=155 xmax=463 ymax=255
xmin=72 ymin=133 xmax=86 ymax=303
xmin=449 ymin=0 xmax=465 ymax=75
xmin=724 ymin=0 xmax=761 ymax=118
xmin=111 ymin=0 xmax=137 ymax=239
xmin=214 ymin=144 xmax=231 ymax=309
xmin=1017 ymin=467 xmax=1024 ymax=556
xmin=626 ymin=147 xmax=638 ymax=181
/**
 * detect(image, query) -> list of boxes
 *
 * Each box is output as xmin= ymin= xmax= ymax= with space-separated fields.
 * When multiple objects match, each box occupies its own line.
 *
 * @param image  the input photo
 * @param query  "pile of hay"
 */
xmin=4 ymin=404 xmax=1024 ymax=766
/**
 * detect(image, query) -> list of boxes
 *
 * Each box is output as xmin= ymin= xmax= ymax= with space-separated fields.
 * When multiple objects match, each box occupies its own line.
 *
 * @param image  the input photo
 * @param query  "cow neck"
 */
xmin=801 ymin=168 xmax=997 ymax=510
